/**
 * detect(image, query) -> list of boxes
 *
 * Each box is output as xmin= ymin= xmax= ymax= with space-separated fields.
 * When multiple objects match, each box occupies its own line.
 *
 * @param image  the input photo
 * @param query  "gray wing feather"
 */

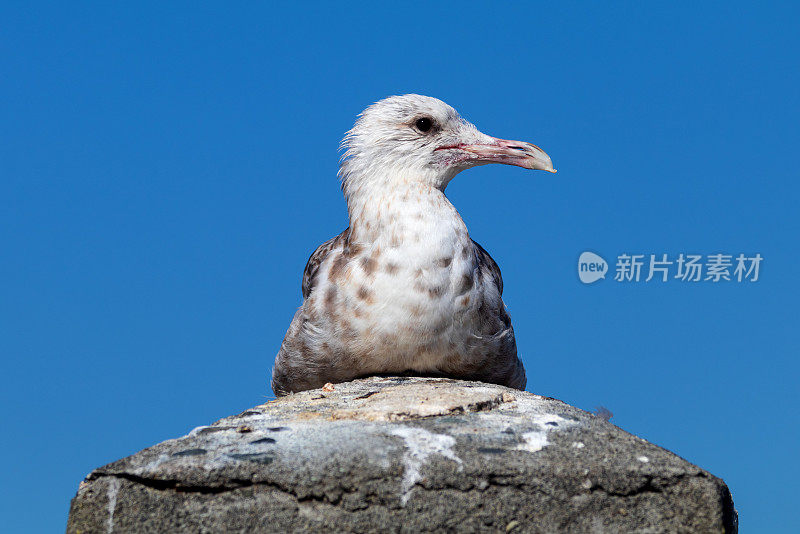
xmin=301 ymin=229 xmax=348 ymax=299
xmin=472 ymin=239 xmax=503 ymax=295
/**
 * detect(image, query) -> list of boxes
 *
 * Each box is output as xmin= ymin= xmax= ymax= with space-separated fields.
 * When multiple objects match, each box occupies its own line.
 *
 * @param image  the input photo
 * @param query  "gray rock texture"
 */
xmin=67 ymin=377 xmax=736 ymax=533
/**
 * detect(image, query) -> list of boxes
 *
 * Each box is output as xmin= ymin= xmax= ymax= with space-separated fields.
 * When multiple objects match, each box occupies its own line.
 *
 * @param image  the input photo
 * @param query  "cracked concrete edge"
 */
xmin=66 ymin=377 xmax=737 ymax=533
xmin=80 ymin=467 xmax=729 ymax=504
xmin=68 ymin=469 xmax=736 ymax=534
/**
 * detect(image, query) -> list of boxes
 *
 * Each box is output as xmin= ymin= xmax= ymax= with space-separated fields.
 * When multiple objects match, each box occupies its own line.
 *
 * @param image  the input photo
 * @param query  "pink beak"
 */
xmin=439 ymin=138 xmax=556 ymax=173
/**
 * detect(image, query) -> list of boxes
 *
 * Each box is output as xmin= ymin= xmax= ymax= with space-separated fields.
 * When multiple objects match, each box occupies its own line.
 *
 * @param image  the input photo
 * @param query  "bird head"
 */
xmin=339 ymin=94 xmax=555 ymax=199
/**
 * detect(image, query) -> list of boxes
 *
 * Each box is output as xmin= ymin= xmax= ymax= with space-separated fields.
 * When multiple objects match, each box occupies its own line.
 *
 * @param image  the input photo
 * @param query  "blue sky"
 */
xmin=2 ymin=2 xmax=798 ymax=531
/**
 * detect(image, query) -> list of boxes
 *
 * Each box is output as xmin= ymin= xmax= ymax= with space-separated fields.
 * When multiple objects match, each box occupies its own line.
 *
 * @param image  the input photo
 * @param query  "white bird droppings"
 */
xmin=515 ymin=413 xmax=571 ymax=453
xmin=390 ymin=426 xmax=462 ymax=505
xmin=572 ymin=442 xmax=585 ymax=449
xmin=106 ymin=476 xmax=120 ymax=534
xmin=517 ymin=431 xmax=550 ymax=453
xmin=637 ymin=456 xmax=650 ymax=463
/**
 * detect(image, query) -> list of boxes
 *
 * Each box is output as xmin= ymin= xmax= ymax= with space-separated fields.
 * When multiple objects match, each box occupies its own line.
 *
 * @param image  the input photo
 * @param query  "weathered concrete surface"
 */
xmin=67 ymin=377 xmax=736 ymax=533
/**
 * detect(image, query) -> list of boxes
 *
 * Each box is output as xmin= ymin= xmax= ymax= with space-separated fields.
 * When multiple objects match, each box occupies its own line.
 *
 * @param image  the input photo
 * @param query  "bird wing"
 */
xmin=301 ymin=228 xmax=349 ymax=299
xmin=472 ymin=239 xmax=503 ymax=296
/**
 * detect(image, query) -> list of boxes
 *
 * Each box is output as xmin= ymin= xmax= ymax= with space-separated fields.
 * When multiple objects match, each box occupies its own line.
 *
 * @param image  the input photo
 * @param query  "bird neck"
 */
xmin=346 ymin=181 xmax=469 ymax=247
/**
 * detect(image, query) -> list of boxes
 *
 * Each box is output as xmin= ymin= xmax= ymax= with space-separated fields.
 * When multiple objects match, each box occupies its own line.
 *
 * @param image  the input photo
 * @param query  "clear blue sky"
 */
xmin=2 ymin=3 xmax=797 ymax=531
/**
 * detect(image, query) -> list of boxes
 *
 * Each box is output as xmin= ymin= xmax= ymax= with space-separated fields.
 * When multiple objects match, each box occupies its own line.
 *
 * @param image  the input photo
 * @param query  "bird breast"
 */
xmin=317 ymin=184 xmax=482 ymax=359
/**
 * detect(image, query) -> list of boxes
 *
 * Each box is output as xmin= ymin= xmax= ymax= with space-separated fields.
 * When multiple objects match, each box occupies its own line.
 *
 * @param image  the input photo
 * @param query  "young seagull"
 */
xmin=272 ymin=94 xmax=555 ymax=396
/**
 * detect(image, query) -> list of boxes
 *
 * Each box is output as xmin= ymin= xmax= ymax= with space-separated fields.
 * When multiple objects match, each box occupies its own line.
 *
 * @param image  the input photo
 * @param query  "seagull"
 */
xmin=271 ymin=94 xmax=555 ymax=396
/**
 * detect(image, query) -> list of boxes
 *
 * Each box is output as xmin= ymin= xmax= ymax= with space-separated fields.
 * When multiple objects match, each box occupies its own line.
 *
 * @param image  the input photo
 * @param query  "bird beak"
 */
xmin=454 ymin=138 xmax=556 ymax=173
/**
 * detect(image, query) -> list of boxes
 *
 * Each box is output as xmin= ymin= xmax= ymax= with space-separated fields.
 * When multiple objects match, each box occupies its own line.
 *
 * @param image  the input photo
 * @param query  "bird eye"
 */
xmin=415 ymin=117 xmax=434 ymax=133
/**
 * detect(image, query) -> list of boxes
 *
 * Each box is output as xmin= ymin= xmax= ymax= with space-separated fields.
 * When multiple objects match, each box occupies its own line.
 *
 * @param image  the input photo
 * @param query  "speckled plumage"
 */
xmin=272 ymin=95 xmax=554 ymax=396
